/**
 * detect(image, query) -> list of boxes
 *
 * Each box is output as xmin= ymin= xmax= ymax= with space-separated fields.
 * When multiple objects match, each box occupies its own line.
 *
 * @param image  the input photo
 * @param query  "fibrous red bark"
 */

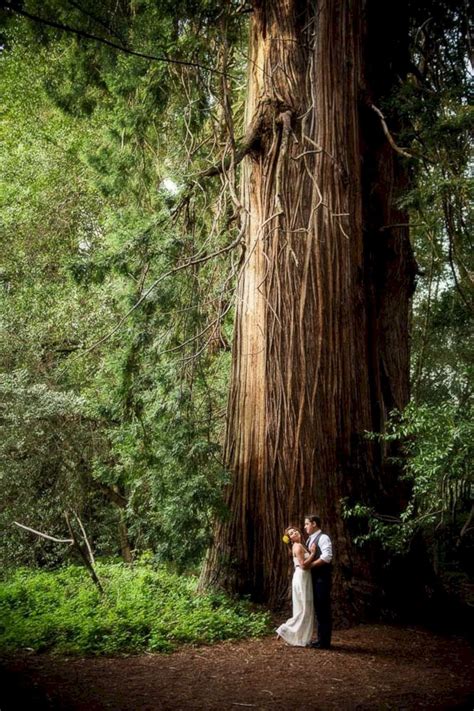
xmin=201 ymin=0 xmax=416 ymax=617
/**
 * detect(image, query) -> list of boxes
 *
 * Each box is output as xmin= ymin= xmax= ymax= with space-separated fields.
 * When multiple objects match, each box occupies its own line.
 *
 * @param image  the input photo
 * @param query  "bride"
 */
xmin=276 ymin=526 xmax=314 ymax=647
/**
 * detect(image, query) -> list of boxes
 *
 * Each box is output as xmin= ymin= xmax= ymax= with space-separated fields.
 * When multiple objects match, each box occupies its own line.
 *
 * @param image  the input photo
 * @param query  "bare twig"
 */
xmin=292 ymin=148 xmax=322 ymax=160
xmin=13 ymin=521 xmax=73 ymax=544
xmin=370 ymin=104 xmax=414 ymax=159
xmin=460 ymin=504 xmax=474 ymax=539
xmin=14 ymin=518 xmax=103 ymax=593
xmin=73 ymin=512 xmax=96 ymax=566
xmin=65 ymin=513 xmax=104 ymax=593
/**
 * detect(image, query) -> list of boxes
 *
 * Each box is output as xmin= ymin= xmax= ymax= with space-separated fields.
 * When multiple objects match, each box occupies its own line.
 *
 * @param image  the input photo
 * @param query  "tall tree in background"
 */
xmin=201 ymin=0 xmax=418 ymax=615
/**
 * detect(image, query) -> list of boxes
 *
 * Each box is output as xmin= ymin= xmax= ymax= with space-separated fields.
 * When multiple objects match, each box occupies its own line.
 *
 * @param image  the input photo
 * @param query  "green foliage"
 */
xmin=391 ymin=1 xmax=473 ymax=406
xmin=342 ymin=401 xmax=473 ymax=553
xmin=0 ymin=4 xmax=244 ymax=570
xmin=0 ymin=563 xmax=270 ymax=655
xmin=0 ymin=370 xmax=103 ymax=567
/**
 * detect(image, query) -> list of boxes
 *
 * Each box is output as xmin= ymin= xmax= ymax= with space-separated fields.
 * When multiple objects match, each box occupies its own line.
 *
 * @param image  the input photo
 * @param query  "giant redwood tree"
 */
xmin=201 ymin=0 xmax=418 ymax=616
xmin=5 ymin=0 xmax=468 ymax=616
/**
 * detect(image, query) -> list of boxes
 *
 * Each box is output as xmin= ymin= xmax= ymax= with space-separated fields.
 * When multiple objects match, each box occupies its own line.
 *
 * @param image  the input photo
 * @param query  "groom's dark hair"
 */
xmin=305 ymin=514 xmax=321 ymax=528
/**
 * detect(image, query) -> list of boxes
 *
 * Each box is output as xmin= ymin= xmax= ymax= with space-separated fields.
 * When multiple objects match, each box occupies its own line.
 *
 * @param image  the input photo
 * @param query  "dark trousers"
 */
xmin=312 ymin=573 xmax=332 ymax=646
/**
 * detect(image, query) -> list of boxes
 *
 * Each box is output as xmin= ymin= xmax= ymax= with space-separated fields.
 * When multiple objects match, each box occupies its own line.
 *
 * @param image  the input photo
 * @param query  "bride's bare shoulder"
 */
xmin=292 ymin=542 xmax=304 ymax=553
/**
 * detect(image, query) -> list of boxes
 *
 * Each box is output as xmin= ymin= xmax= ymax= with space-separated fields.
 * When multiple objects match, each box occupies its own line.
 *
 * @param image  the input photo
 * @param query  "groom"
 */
xmin=303 ymin=514 xmax=333 ymax=649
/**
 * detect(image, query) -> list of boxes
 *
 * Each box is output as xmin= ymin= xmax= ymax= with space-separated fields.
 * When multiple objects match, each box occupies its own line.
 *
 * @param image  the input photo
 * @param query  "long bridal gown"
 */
xmin=276 ymin=552 xmax=314 ymax=646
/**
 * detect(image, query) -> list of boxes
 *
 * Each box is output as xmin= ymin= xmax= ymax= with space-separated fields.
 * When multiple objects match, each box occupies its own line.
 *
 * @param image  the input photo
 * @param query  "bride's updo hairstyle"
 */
xmin=282 ymin=526 xmax=303 ymax=553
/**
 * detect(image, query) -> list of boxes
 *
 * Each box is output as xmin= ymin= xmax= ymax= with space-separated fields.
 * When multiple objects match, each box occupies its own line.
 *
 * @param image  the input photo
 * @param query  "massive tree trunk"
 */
xmin=202 ymin=0 xmax=416 ymax=618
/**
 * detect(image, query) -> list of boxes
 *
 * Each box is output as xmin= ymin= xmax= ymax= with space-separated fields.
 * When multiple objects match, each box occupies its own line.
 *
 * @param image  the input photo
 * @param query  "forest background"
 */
xmin=0 ymin=0 xmax=472 ymax=655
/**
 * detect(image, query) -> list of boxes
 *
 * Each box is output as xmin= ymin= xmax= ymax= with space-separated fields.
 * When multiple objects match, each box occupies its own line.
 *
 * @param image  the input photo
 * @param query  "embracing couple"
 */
xmin=276 ymin=515 xmax=332 ymax=649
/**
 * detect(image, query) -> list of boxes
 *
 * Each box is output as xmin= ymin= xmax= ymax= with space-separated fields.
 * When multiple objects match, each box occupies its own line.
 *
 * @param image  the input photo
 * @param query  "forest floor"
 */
xmin=1 ymin=624 xmax=473 ymax=710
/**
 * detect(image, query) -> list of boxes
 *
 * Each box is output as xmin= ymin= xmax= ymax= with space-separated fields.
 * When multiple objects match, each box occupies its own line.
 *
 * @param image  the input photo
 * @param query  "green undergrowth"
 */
xmin=0 ymin=563 xmax=271 ymax=655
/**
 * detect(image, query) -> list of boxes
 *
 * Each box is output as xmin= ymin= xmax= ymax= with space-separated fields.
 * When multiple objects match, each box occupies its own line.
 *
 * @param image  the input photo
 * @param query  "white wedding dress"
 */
xmin=276 ymin=552 xmax=314 ymax=646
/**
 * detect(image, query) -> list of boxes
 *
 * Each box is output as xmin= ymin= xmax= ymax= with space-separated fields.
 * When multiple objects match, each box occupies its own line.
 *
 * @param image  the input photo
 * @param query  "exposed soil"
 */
xmin=1 ymin=625 xmax=472 ymax=710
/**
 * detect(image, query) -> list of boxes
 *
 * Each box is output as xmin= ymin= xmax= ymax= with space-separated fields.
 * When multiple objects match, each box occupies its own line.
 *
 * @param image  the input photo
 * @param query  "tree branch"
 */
xmin=65 ymin=0 xmax=125 ymax=42
xmin=370 ymin=104 xmax=414 ymax=159
xmin=93 ymin=481 xmax=128 ymax=509
xmin=65 ymin=513 xmax=103 ymax=593
xmin=13 ymin=521 xmax=73 ymax=544
xmin=73 ymin=511 xmax=96 ymax=566
xmin=5 ymin=4 xmax=233 ymax=78
xmin=197 ymin=101 xmax=266 ymax=179
xmin=62 ymin=231 xmax=243 ymax=363
xmin=459 ymin=503 xmax=474 ymax=539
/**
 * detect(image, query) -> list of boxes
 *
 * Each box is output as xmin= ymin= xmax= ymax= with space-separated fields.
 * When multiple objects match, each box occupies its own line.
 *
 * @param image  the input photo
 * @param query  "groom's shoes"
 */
xmin=310 ymin=641 xmax=331 ymax=649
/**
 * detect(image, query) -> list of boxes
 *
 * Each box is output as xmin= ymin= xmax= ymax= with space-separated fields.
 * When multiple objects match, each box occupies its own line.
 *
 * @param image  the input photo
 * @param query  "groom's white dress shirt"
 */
xmin=307 ymin=531 xmax=333 ymax=564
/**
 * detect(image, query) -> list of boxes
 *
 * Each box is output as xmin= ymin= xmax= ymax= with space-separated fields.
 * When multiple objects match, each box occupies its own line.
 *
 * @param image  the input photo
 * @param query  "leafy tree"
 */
xmin=1 ymin=0 xmax=239 ymax=568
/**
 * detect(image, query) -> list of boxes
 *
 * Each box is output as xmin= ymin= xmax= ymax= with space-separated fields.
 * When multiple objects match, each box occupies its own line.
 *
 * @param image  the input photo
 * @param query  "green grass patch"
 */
xmin=0 ymin=563 xmax=271 ymax=655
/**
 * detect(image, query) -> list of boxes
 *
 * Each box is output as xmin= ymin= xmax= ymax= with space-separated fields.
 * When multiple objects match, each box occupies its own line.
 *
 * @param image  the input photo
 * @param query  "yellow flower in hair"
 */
xmin=282 ymin=534 xmax=290 ymax=544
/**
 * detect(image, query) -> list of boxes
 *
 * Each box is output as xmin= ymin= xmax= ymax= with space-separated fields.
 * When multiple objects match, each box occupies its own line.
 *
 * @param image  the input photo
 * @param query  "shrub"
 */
xmin=0 ymin=563 xmax=270 ymax=655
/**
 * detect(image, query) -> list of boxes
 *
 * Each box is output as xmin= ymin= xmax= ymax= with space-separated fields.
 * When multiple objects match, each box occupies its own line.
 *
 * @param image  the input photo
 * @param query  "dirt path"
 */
xmin=1 ymin=625 xmax=472 ymax=710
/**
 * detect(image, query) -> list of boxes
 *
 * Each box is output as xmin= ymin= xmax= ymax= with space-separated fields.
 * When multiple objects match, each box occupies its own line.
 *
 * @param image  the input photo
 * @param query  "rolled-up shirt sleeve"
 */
xmin=318 ymin=534 xmax=333 ymax=563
